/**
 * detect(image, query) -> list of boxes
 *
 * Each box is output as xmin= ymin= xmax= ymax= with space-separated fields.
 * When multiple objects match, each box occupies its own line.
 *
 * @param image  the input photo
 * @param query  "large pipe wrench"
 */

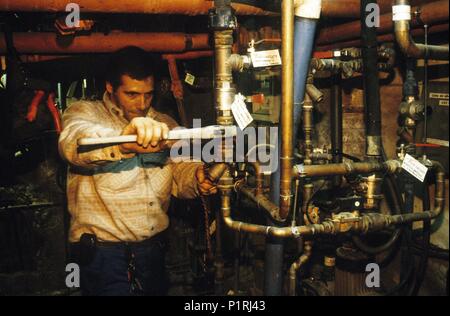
xmin=78 ymin=125 xmax=238 ymax=146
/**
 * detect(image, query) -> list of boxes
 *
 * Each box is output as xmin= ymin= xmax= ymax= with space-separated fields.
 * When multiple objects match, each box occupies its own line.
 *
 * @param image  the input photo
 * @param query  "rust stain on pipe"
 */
xmin=0 ymin=32 xmax=210 ymax=54
xmin=0 ymin=0 xmax=276 ymax=16
xmin=317 ymin=0 xmax=449 ymax=46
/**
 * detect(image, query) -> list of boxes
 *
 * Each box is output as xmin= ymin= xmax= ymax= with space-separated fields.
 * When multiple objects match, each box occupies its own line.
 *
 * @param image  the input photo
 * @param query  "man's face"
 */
xmin=107 ymin=74 xmax=154 ymax=121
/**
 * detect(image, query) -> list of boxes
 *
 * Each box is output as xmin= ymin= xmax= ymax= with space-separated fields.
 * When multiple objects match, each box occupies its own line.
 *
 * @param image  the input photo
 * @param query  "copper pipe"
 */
xmin=1 ymin=0 xmax=433 ymax=18
xmin=0 ymin=0 xmax=275 ymax=16
xmin=317 ymin=0 xmax=449 ymax=46
xmin=238 ymin=186 xmax=281 ymax=221
xmin=317 ymin=23 xmax=449 ymax=51
xmin=279 ymin=0 xmax=295 ymax=219
xmin=361 ymin=162 xmax=446 ymax=230
xmin=214 ymin=30 xmax=235 ymax=126
xmin=0 ymin=32 xmax=210 ymax=54
xmin=222 ymin=162 xmax=446 ymax=238
xmin=289 ymin=241 xmax=312 ymax=296
xmin=303 ymin=93 xmax=314 ymax=165
xmin=294 ymin=160 xmax=401 ymax=178
xmin=245 ymin=161 xmax=264 ymax=196
xmin=394 ymin=0 xmax=449 ymax=60
xmin=162 ymin=51 xmax=214 ymax=60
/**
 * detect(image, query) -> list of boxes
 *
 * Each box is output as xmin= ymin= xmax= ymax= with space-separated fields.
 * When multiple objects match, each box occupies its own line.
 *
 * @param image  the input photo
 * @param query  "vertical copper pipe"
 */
xmin=214 ymin=30 xmax=235 ymax=126
xmin=303 ymin=93 xmax=314 ymax=165
xmin=289 ymin=241 xmax=313 ymax=296
xmin=279 ymin=0 xmax=295 ymax=219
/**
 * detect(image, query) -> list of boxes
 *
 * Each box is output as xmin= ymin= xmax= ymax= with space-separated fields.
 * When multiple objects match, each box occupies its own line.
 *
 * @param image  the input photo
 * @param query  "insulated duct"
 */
xmin=0 ymin=32 xmax=210 ymax=54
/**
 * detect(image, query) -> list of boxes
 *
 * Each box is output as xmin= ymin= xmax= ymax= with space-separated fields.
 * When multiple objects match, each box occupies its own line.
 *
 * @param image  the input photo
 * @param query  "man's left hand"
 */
xmin=195 ymin=165 xmax=218 ymax=196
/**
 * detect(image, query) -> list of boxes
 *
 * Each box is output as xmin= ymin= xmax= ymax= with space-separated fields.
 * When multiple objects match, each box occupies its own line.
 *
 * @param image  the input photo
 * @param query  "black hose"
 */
xmin=399 ymin=177 xmax=417 ymax=296
xmin=411 ymin=181 xmax=432 ymax=296
xmin=361 ymin=0 xmax=382 ymax=140
xmin=351 ymin=174 xmax=404 ymax=255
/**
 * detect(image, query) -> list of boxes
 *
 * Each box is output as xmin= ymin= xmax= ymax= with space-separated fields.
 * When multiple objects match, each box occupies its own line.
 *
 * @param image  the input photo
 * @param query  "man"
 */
xmin=59 ymin=46 xmax=216 ymax=296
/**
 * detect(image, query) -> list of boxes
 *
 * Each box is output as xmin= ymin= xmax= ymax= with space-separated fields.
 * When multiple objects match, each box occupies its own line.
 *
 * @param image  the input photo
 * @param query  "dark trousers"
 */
xmin=70 ymin=234 xmax=168 ymax=296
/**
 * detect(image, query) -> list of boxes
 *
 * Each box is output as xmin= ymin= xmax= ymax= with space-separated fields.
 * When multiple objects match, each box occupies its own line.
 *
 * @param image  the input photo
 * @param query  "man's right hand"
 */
xmin=119 ymin=117 xmax=170 ymax=154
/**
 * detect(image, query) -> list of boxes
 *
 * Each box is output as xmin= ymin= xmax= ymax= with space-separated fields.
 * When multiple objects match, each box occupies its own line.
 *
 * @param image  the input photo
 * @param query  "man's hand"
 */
xmin=119 ymin=117 xmax=170 ymax=154
xmin=196 ymin=165 xmax=218 ymax=196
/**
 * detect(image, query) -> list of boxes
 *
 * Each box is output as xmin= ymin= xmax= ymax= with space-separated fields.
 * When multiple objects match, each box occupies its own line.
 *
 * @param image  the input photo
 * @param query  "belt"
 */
xmin=71 ymin=232 xmax=165 ymax=249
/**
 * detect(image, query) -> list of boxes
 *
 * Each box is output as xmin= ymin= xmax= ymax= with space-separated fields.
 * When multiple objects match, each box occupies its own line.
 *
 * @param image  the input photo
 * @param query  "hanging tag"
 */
xmin=231 ymin=93 xmax=254 ymax=130
xmin=402 ymin=154 xmax=428 ymax=182
xmin=184 ymin=73 xmax=195 ymax=86
xmin=251 ymin=50 xmax=282 ymax=68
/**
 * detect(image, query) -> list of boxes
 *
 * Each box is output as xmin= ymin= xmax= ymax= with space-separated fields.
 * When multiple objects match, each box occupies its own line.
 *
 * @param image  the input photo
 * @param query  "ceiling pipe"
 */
xmin=321 ymin=0 xmax=429 ymax=18
xmin=317 ymin=23 xmax=449 ymax=51
xmin=0 ymin=0 xmax=431 ymax=18
xmin=0 ymin=32 xmax=210 ymax=54
xmin=0 ymin=0 xmax=275 ymax=16
xmin=317 ymin=0 xmax=449 ymax=46
xmin=394 ymin=0 xmax=449 ymax=60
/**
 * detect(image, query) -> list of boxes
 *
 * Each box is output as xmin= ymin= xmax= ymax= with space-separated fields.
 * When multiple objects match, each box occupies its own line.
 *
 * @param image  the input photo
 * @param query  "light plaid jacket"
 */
xmin=59 ymin=93 xmax=201 ymax=242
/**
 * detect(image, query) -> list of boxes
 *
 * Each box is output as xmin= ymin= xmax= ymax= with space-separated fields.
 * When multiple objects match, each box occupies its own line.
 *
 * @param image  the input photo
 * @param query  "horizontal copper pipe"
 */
xmin=0 ymin=0 xmax=275 ymax=16
xmin=222 ymin=162 xmax=445 ymax=239
xmin=0 ymin=32 xmax=210 ymax=54
xmin=317 ymin=23 xmax=449 ymax=51
xmin=294 ymin=160 xmax=401 ymax=178
xmin=317 ymin=0 xmax=449 ymax=46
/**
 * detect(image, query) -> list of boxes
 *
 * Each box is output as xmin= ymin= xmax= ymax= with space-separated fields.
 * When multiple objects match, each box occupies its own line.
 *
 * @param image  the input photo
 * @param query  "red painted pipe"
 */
xmin=0 ymin=0 xmax=275 ymax=16
xmin=0 ymin=32 xmax=210 ymax=54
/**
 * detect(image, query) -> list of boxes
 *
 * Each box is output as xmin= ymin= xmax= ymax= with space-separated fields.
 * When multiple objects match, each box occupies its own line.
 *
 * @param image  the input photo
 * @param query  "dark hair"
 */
xmin=105 ymin=46 xmax=158 ymax=90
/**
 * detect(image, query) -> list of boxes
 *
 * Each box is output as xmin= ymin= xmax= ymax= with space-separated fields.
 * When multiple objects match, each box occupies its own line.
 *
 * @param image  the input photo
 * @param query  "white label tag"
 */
xmin=402 ymin=154 xmax=428 ymax=182
xmin=184 ymin=73 xmax=195 ymax=86
xmin=429 ymin=92 xmax=449 ymax=100
xmin=439 ymin=100 xmax=449 ymax=107
xmin=231 ymin=94 xmax=254 ymax=130
xmin=392 ymin=5 xmax=411 ymax=21
xmin=251 ymin=50 xmax=282 ymax=68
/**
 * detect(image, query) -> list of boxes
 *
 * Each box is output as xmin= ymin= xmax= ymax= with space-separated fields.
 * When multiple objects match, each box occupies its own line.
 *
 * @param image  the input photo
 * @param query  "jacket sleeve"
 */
xmin=152 ymin=111 xmax=204 ymax=200
xmin=171 ymin=160 xmax=203 ymax=200
xmin=58 ymin=101 xmax=133 ymax=169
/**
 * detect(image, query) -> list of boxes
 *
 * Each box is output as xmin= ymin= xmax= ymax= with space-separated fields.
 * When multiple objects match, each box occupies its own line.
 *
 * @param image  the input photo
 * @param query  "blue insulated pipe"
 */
xmin=270 ymin=17 xmax=318 ymax=206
